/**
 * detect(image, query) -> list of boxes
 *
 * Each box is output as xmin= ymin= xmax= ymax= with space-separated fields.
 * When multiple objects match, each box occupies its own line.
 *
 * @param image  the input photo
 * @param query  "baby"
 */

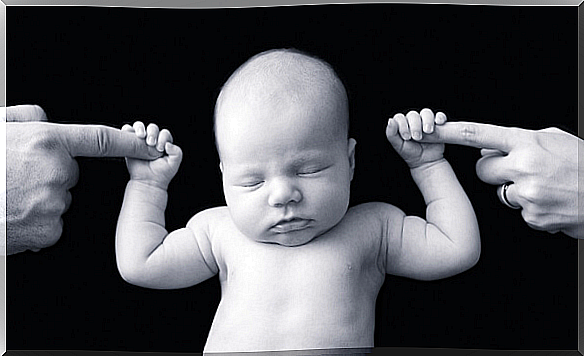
xmin=115 ymin=49 xmax=480 ymax=354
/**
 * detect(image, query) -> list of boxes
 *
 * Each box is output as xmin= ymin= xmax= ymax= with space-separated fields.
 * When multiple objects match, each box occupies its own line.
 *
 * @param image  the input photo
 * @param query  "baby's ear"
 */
xmin=348 ymin=138 xmax=356 ymax=179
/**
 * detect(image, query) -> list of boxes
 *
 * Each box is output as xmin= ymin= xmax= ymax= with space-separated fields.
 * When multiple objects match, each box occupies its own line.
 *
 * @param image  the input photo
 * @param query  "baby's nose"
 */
xmin=267 ymin=178 xmax=302 ymax=207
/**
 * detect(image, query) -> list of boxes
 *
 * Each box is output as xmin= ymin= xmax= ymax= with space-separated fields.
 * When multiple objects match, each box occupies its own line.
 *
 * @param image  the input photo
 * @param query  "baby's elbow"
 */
xmin=117 ymin=261 xmax=149 ymax=287
xmin=118 ymin=268 xmax=138 ymax=286
xmin=427 ymin=240 xmax=481 ymax=281
xmin=455 ymin=240 xmax=481 ymax=274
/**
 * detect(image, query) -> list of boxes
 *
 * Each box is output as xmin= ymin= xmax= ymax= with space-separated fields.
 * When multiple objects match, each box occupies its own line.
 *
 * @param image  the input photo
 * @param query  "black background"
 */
xmin=7 ymin=4 xmax=578 ymax=353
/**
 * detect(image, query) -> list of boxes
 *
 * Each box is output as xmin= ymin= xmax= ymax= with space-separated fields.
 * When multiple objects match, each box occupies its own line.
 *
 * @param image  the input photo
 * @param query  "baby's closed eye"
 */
xmin=297 ymin=165 xmax=330 ymax=176
xmin=240 ymin=181 xmax=264 ymax=188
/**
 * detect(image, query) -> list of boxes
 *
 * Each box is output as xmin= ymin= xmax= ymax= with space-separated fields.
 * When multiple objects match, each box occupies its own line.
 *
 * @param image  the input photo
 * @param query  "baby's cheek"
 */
xmin=226 ymin=193 xmax=264 ymax=235
xmin=310 ymin=179 xmax=350 ymax=217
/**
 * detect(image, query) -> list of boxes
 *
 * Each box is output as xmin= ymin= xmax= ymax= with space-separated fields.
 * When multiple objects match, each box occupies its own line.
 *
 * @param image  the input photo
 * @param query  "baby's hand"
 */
xmin=386 ymin=108 xmax=447 ymax=169
xmin=121 ymin=121 xmax=183 ymax=190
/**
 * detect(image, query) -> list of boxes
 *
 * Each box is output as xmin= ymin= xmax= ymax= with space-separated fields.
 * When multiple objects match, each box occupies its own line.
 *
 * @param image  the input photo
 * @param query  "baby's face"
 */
xmin=217 ymin=93 xmax=355 ymax=247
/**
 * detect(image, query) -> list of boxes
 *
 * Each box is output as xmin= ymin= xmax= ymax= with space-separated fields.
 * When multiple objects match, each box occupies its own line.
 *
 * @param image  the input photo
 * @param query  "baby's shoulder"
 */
xmin=346 ymin=202 xmax=406 ymax=223
xmin=342 ymin=202 xmax=407 ymax=238
xmin=185 ymin=206 xmax=234 ymax=238
xmin=186 ymin=206 xmax=230 ymax=227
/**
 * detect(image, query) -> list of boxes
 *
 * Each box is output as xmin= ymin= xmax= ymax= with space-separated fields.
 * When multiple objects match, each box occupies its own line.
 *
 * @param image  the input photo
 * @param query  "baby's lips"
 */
xmin=271 ymin=218 xmax=312 ymax=233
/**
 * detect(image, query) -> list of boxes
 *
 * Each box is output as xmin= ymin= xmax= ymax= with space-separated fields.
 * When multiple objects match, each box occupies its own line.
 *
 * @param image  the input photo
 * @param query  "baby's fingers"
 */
xmin=435 ymin=112 xmax=447 ymax=125
xmin=393 ymin=113 xmax=411 ymax=141
xmin=406 ymin=111 xmax=423 ymax=141
xmin=156 ymin=129 xmax=173 ymax=152
xmin=146 ymin=123 xmax=160 ymax=146
xmin=165 ymin=142 xmax=183 ymax=168
xmin=121 ymin=124 xmax=135 ymax=133
xmin=420 ymin=108 xmax=435 ymax=134
xmin=386 ymin=118 xmax=404 ymax=149
xmin=133 ymin=121 xmax=146 ymax=138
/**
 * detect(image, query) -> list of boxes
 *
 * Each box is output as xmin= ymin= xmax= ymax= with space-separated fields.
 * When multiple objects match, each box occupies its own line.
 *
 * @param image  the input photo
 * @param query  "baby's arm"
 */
xmin=384 ymin=109 xmax=480 ymax=281
xmin=115 ymin=122 xmax=218 ymax=289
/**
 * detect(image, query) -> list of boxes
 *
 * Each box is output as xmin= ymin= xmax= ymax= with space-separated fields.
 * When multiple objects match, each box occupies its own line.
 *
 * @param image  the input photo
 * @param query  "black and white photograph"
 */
xmin=6 ymin=3 xmax=580 ymax=355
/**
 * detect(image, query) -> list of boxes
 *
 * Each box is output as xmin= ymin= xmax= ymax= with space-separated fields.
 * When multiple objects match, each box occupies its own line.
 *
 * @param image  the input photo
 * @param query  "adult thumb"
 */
xmin=4 ymin=105 xmax=48 ymax=122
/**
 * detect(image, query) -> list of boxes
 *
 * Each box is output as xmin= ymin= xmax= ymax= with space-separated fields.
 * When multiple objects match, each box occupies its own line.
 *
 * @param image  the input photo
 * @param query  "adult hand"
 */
xmin=5 ymin=105 xmax=163 ymax=254
xmin=422 ymin=121 xmax=583 ymax=239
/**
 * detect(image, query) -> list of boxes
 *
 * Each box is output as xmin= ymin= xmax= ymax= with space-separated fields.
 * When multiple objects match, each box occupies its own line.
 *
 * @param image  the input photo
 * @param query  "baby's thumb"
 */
xmin=165 ymin=142 xmax=183 ymax=167
xmin=385 ymin=119 xmax=403 ymax=150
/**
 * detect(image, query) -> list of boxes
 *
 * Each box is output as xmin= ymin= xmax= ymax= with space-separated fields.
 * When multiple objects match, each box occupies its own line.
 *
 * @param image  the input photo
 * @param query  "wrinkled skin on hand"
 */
xmin=6 ymin=122 xmax=78 ymax=253
xmin=5 ymin=105 xmax=163 ymax=254
xmin=424 ymin=122 xmax=583 ymax=239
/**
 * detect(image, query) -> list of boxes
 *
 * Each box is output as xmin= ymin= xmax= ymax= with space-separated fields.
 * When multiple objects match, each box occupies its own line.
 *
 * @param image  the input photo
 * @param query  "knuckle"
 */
xmin=52 ymin=199 xmax=68 ymax=216
xmin=459 ymin=123 xmax=479 ymax=143
xmin=521 ymin=210 xmax=543 ymax=230
xmin=41 ymin=220 xmax=63 ymax=248
xmin=31 ymin=130 xmax=61 ymax=152
xmin=65 ymin=159 xmax=79 ymax=187
xmin=95 ymin=126 xmax=112 ymax=156
xmin=518 ymin=182 xmax=544 ymax=204
xmin=64 ymin=191 xmax=73 ymax=212
xmin=47 ymin=166 xmax=70 ymax=185
xmin=44 ymin=156 xmax=78 ymax=187
xmin=37 ymin=190 xmax=67 ymax=215
xmin=540 ymin=127 xmax=562 ymax=134
xmin=513 ymin=154 xmax=540 ymax=175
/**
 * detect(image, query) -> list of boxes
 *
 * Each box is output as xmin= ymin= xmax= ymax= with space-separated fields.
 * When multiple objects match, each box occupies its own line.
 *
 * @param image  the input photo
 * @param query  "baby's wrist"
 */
xmin=409 ymin=158 xmax=449 ymax=175
xmin=125 ymin=179 xmax=169 ymax=210
xmin=128 ymin=178 xmax=170 ymax=192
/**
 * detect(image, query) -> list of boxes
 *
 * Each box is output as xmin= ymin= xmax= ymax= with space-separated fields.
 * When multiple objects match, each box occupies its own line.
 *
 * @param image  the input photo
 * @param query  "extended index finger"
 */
xmin=420 ymin=121 xmax=522 ymax=152
xmin=56 ymin=123 xmax=164 ymax=159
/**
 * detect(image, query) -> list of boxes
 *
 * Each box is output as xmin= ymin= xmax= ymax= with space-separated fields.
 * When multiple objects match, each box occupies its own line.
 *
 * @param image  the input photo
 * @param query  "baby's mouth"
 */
xmin=271 ymin=218 xmax=311 ymax=234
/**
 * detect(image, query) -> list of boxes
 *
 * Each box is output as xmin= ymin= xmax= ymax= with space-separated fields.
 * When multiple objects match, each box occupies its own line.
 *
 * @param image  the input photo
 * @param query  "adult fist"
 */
xmin=6 ymin=105 xmax=163 ymax=254
xmin=422 ymin=121 xmax=582 ymax=239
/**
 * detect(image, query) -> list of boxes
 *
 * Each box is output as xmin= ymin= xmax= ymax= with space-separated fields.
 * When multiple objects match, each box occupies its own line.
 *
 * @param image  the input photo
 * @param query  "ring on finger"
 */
xmin=497 ymin=182 xmax=521 ymax=209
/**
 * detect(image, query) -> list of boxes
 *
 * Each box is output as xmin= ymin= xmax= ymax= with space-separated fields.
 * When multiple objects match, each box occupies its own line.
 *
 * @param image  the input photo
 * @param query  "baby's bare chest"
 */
xmin=219 ymin=232 xmax=386 ymax=307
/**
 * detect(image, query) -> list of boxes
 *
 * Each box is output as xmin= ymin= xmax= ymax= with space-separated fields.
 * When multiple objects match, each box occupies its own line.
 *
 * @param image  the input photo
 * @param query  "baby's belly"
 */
xmin=203 ymin=258 xmax=382 ymax=352
xmin=205 ymin=293 xmax=376 ymax=353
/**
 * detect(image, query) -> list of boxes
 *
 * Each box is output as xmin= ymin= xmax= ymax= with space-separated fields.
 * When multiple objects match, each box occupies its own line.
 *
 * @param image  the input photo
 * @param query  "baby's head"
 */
xmin=214 ymin=48 xmax=356 ymax=246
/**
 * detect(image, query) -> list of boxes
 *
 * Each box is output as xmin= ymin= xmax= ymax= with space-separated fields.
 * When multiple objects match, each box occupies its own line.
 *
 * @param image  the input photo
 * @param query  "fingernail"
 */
xmin=403 ymin=133 xmax=411 ymax=140
xmin=147 ymin=136 xmax=155 ymax=145
xmin=157 ymin=144 xmax=165 ymax=152
xmin=412 ymin=132 xmax=421 ymax=140
xmin=424 ymin=124 xmax=433 ymax=133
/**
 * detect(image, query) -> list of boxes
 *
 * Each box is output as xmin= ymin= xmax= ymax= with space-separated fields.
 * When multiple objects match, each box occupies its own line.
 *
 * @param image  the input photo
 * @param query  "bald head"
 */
xmin=214 ymin=49 xmax=349 ymax=157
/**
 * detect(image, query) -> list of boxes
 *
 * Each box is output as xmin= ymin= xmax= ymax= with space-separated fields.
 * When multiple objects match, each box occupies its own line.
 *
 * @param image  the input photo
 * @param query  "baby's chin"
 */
xmin=250 ymin=225 xmax=336 ymax=247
